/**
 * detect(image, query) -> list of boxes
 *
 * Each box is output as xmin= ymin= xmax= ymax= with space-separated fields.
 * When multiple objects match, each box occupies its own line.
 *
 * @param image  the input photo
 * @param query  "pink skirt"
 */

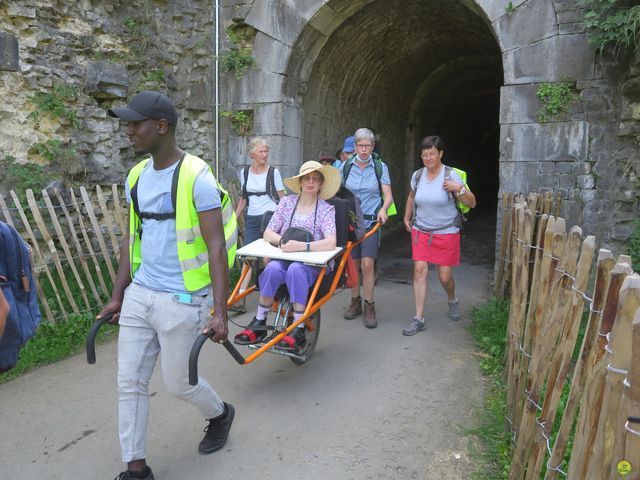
xmin=411 ymin=228 xmax=460 ymax=266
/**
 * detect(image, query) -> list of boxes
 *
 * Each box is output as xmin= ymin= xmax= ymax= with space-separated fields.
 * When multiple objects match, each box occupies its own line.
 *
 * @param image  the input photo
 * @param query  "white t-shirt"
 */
xmin=239 ymin=167 xmax=284 ymax=216
xmin=410 ymin=166 xmax=463 ymax=234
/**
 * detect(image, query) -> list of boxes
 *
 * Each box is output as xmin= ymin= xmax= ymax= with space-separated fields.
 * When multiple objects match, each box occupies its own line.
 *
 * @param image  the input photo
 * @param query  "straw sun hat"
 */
xmin=284 ymin=161 xmax=341 ymax=200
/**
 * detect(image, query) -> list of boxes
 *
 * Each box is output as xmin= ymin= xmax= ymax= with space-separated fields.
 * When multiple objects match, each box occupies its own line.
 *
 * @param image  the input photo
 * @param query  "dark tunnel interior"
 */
xmin=297 ymin=0 xmax=503 ymax=249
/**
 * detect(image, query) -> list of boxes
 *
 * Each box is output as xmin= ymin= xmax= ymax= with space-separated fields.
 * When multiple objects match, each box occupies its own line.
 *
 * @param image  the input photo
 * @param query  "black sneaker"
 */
xmin=199 ymin=402 xmax=235 ymax=454
xmin=114 ymin=467 xmax=154 ymax=480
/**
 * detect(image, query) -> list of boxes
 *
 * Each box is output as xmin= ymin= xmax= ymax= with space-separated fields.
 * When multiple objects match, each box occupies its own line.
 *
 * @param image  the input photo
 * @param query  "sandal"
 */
xmin=277 ymin=327 xmax=306 ymax=352
xmin=234 ymin=317 xmax=267 ymax=345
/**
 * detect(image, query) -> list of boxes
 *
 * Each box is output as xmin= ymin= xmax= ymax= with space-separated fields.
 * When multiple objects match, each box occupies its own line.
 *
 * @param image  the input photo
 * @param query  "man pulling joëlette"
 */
xmin=98 ymin=91 xmax=234 ymax=480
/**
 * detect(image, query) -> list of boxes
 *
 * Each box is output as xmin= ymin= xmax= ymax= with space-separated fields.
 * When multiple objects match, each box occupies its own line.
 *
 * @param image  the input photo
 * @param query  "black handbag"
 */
xmin=279 ymin=196 xmax=318 ymax=246
xmin=280 ymin=226 xmax=314 ymax=244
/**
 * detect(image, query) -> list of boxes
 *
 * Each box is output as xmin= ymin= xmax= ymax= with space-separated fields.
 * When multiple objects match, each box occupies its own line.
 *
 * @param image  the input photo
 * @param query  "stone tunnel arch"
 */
xmin=283 ymin=0 xmax=503 ymax=223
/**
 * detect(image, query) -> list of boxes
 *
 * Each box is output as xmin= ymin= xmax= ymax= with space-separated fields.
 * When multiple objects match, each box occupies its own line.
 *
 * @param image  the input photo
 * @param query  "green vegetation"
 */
xmin=0 ymin=312 xmax=117 ymax=384
xmin=30 ymin=139 xmax=75 ymax=164
xmin=579 ymin=0 xmax=640 ymax=55
xmin=221 ymin=24 xmax=257 ymax=79
xmin=1 ymin=155 xmax=52 ymax=195
xmin=536 ymin=79 xmax=579 ymax=123
xmin=220 ymin=109 xmax=253 ymax=136
xmin=222 ymin=48 xmax=257 ymax=79
xmin=27 ymin=83 xmax=80 ymax=128
xmin=629 ymin=219 xmax=640 ymax=269
xmin=466 ymin=298 xmax=512 ymax=479
xmin=505 ymin=2 xmax=517 ymax=15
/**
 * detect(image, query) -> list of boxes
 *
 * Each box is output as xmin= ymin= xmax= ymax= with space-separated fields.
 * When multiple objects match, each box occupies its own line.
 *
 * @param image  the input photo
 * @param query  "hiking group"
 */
xmin=0 ymin=90 xmax=476 ymax=480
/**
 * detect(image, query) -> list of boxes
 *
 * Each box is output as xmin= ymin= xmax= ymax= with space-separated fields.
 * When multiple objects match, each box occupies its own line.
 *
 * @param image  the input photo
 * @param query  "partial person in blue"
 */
xmin=340 ymin=128 xmax=394 ymax=328
xmin=335 ymin=135 xmax=356 ymax=168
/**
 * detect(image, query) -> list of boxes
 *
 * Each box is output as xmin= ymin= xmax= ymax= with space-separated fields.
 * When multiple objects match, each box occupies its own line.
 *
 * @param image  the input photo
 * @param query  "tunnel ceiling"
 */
xmin=300 ymin=0 xmax=502 ymax=202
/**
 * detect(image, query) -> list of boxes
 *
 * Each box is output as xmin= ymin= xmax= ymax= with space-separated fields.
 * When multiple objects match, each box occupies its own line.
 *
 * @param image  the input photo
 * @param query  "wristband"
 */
xmin=306 ymin=241 xmax=310 ymax=252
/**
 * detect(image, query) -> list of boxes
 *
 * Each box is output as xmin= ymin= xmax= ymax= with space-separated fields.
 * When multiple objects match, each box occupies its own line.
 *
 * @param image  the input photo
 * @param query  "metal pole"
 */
xmin=214 ymin=0 xmax=220 ymax=178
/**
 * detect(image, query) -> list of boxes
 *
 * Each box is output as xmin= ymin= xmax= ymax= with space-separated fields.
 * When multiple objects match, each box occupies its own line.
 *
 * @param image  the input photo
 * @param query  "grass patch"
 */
xmin=0 ymin=312 xmax=117 ymax=384
xmin=465 ymin=298 xmax=512 ymax=479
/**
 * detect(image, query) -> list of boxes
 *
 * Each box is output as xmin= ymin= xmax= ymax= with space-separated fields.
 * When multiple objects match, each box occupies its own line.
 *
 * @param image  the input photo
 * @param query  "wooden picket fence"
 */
xmin=0 ymin=186 xmax=126 ymax=323
xmin=496 ymin=192 xmax=640 ymax=479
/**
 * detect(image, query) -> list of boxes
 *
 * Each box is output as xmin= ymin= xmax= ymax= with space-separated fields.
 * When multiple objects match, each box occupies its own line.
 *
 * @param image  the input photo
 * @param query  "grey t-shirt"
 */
xmin=410 ymin=167 xmax=463 ymax=234
xmin=125 ymin=159 xmax=221 ymax=293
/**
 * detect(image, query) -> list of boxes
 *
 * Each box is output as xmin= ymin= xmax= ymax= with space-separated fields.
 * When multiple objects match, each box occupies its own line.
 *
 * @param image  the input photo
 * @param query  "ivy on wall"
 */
xmin=536 ymin=79 xmax=580 ymax=123
xmin=579 ymin=0 xmax=640 ymax=55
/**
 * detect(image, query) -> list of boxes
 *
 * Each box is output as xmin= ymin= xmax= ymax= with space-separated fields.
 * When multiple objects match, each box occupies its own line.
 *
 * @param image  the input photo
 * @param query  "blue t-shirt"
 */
xmin=340 ymin=155 xmax=391 ymax=227
xmin=125 ymin=158 xmax=221 ymax=293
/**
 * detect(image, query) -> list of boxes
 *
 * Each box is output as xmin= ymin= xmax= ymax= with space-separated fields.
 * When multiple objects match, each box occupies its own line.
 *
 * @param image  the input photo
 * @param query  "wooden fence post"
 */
xmin=545 ymin=249 xmax=615 ymax=479
xmin=585 ymin=269 xmax=638 ymax=478
xmin=568 ymin=260 xmax=633 ymax=478
xmin=78 ymin=187 xmax=116 ymax=282
xmin=41 ymin=189 xmax=91 ymax=310
xmin=69 ymin=188 xmax=111 ymax=299
xmin=25 ymin=189 xmax=80 ymax=315
xmin=53 ymin=189 xmax=103 ymax=304
xmin=606 ymin=274 xmax=640 ymax=478
xmin=612 ymin=309 xmax=640 ymax=479
xmin=10 ymin=190 xmax=66 ymax=319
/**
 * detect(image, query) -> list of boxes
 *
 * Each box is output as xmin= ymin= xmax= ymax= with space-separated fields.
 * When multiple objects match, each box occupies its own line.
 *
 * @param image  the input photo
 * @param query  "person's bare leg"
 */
xmin=413 ymin=261 xmax=429 ymax=319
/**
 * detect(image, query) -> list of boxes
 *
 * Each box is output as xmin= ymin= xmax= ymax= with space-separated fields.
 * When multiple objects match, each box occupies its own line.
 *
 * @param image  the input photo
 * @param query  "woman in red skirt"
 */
xmin=401 ymin=136 xmax=476 ymax=336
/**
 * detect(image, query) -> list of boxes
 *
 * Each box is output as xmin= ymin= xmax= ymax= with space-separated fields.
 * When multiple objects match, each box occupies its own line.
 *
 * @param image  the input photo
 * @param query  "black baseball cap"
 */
xmin=108 ymin=90 xmax=178 ymax=126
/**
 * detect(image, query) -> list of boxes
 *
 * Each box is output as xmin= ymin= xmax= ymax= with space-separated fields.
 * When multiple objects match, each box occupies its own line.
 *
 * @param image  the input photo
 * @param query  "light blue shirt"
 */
xmin=340 ymin=155 xmax=391 ymax=227
xmin=125 ymin=159 xmax=221 ymax=293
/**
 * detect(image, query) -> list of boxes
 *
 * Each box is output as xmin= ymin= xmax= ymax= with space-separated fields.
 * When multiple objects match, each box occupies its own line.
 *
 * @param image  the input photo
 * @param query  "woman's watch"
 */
xmin=457 ymin=186 xmax=467 ymax=197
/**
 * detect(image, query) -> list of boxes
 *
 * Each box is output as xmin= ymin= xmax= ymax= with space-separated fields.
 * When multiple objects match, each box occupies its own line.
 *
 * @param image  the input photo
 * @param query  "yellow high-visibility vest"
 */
xmin=127 ymin=154 xmax=237 ymax=291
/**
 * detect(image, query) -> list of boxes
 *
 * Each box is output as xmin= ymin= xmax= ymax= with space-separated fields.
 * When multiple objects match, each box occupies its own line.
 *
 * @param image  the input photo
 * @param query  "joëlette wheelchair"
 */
xmin=85 ymin=196 xmax=379 ymax=386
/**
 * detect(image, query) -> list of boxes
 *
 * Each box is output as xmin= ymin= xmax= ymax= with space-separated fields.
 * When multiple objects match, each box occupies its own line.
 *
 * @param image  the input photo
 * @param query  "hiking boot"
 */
xmin=277 ymin=327 xmax=306 ymax=352
xmin=199 ymin=402 xmax=235 ymax=454
xmin=402 ymin=317 xmax=425 ymax=336
xmin=364 ymin=300 xmax=377 ymax=328
xmin=344 ymin=296 xmax=362 ymax=320
xmin=228 ymin=297 xmax=246 ymax=314
xmin=114 ymin=467 xmax=154 ymax=480
xmin=448 ymin=299 xmax=461 ymax=321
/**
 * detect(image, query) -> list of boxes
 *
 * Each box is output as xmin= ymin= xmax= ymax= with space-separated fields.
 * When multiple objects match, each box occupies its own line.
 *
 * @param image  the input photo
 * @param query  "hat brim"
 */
xmin=284 ymin=164 xmax=341 ymax=200
xmin=108 ymin=106 xmax=150 ymax=122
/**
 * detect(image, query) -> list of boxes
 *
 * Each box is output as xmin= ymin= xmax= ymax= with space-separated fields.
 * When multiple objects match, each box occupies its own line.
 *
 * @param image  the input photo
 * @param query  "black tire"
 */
xmin=290 ymin=309 xmax=321 ymax=365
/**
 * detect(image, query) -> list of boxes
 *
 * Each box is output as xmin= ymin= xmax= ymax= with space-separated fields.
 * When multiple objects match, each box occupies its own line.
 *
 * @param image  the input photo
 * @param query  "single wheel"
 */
xmin=290 ymin=309 xmax=321 ymax=365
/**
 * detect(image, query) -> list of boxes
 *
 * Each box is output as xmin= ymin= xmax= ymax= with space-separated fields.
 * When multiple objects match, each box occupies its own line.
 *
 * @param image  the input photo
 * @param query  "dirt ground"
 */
xmin=0 ymin=213 xmax=496 ymax=480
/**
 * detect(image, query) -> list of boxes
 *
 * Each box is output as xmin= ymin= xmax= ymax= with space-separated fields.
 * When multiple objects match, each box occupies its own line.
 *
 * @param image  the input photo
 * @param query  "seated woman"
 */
xmin=234 ymin=161 xmax=339 ymax=352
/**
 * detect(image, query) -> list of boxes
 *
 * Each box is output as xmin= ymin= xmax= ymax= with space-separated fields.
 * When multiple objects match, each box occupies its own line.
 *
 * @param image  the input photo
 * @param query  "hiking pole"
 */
xmin=86 ymin=313 xmax=115 ymax=365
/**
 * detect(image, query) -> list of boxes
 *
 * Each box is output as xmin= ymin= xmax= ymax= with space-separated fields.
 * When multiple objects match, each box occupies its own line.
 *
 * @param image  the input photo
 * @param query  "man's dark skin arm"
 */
xmin=96 ymin=213 xmax=132 ymax=324
xmin=199 ymin=207 xmax=229 ymax=342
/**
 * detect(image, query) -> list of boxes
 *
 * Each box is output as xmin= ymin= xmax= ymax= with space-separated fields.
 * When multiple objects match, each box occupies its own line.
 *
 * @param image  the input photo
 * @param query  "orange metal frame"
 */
xmin=226 ymin=222 xmax=380 ymax=365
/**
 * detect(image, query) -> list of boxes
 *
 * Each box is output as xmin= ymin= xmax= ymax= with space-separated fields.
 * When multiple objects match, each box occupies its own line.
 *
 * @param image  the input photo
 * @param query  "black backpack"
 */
xmin=241 ymin=165 xmax=280 ymax=204
xmin=334 ymin=185 xmax=365 ymax=242
xmin=0 ymin=221 xmax=41 ymax=372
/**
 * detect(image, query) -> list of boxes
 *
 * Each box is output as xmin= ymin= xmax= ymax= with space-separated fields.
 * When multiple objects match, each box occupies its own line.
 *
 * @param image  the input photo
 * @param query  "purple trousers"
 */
xmin=258 ymin=260 xmax=321 ymax=305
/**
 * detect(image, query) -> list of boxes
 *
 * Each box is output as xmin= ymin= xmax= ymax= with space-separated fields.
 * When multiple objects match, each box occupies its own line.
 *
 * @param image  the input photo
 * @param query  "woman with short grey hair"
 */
xmin=340 ymin=127 xmax=395 ymax=328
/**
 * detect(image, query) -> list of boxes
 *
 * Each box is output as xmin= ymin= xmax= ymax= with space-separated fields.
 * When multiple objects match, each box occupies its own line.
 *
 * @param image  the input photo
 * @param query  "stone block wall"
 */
xmin=0 ymin=0 xmax=215 ymax=190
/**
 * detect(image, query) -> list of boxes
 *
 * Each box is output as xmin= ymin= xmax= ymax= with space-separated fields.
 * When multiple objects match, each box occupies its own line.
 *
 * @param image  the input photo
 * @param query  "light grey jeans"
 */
xmin=117 ymin=282 xmax=224 ymax=462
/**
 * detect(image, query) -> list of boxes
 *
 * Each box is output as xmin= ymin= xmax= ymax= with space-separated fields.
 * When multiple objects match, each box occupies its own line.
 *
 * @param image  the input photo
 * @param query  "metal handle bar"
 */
xmin=189 ymin=335 xmax=245 ymax=385
xmin=86 ymin=313 xmax=115 ymax=364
